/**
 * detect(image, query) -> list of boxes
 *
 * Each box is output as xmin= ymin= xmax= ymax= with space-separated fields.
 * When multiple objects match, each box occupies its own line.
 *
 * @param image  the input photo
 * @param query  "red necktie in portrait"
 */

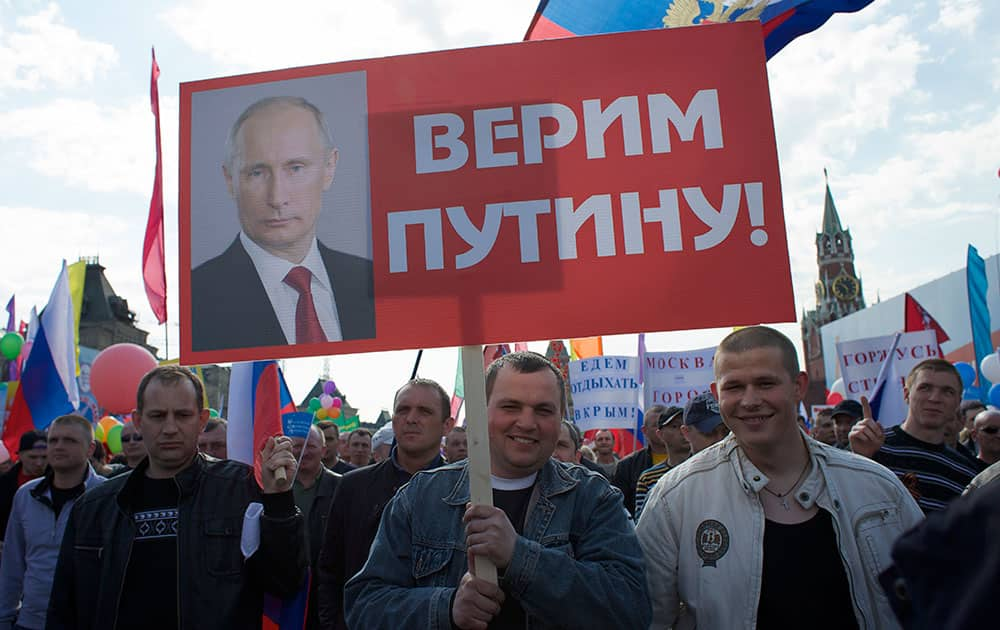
xmin=283 ymin=266 xmax=327 ymax=344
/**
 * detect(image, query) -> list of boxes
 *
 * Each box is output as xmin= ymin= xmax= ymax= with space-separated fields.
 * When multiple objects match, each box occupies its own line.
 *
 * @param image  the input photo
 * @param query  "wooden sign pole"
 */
xmin=460 ymin=344 xmax=498 ymax=585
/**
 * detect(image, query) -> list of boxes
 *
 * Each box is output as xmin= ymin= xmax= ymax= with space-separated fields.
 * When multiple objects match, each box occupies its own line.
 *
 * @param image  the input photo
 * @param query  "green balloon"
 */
xmin=94 ymin=423 xmax=105 ymax=443
xmin=308 ymin=397 xmax=322 ymax=412
xmin=0 ymin=332 xmax=23 ymax=361
xmin=107 ymin=424 xmax=124 ymax=453
xmin=209 ymin=408 xmax=220 ymax=418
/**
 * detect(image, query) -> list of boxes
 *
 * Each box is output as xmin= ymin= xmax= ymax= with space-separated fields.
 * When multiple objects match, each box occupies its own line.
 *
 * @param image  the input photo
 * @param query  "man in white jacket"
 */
xmin=636 ymin=326 xmax=922 ymax=630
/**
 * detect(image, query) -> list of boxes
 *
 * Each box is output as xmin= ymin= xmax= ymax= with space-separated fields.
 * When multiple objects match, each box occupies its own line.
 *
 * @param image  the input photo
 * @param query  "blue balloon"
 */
xmin=963 ymin=385 xmax=982 ymax=401
xmin=989 ymin=384 xmax=1000 ymax=408
xmin=954 ymin=362 xmax=977 ymax=388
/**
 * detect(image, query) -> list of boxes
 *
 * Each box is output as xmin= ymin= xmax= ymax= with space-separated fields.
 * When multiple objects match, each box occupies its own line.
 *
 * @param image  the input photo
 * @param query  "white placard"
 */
xmin=642 ymin=347 xmax=716 ymax=409
xmin=569 ymin=356 xmax=642 ymax=431
xmin=835 ymin=330 xmax=939 ymax=400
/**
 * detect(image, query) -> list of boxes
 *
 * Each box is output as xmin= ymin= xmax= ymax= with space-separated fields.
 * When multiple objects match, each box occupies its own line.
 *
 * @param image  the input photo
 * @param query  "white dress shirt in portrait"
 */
xmin=240 ymin=232 xmax=343 ymax=343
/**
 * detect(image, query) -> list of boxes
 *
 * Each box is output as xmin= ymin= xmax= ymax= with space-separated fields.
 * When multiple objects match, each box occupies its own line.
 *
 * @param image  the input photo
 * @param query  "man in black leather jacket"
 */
xmin=45 ymin=365 xmax=306 ymax=629
xmin=316 ymin=378 xmax=450 ymax=630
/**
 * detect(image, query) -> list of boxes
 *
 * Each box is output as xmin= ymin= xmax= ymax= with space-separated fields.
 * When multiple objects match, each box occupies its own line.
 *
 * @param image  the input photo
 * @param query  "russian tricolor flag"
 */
xmin=263 ymin=568 xmax=310 ymax=630
xmin=227 ymin=360 xmax=296 ymax=486
xmin=525 ymin=0 xmax=875 ymax=59
xmin=228 ymin=361 xmax=308 ymax=629
xmin=868 ymin=333 xmax=908 ymax=428
xmin=2 ymin=262 xmax=79 ymax=457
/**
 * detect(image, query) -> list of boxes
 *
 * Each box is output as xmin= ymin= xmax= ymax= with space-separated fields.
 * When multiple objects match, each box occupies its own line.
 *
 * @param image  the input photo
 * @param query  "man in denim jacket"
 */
xmin=345 ymin=352 xmax=650 ymax=629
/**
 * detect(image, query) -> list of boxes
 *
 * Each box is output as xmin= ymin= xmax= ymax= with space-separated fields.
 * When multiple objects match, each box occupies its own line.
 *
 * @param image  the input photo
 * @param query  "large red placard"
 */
xmin=179 ymin=22 xmax=792 ymax=365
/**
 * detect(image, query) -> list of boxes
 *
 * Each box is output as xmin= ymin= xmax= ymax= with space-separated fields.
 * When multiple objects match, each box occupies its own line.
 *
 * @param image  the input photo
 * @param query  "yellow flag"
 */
xmin=193 ymin=365 xmax=211 ymax=409
xmin=67 ymin=261 xmax=87 ymax=375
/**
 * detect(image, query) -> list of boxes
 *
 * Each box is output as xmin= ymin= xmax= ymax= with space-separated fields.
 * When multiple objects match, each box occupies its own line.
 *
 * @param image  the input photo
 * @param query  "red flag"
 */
xmin=143 ymin=47 xmax=167 ymax=325
xmin=252 ymin=362 xmax=284 ymax=487
xmin=483 ymin=344 xmax=510 ymax=370
xmin=904 ymin=293 xmax=949 ymax=345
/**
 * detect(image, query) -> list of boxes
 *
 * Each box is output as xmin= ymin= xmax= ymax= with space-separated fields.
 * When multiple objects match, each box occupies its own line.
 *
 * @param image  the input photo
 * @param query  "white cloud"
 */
xmin=931 ymin=0 xmax=981 ymax=35
xmin=159 ymin=0 xmax=539 ymax=72
xmin=0 ymin=95 xmax=179 ymax=198
xmin=903 ymin=111 xmax=951 ymax=125
xmin=842 ymin=109 xmax=1000 ymax=221
xmin=769 ymin=13 xmax=927 ymax=182
xmin=0 ymin=3 xmax=117 ymax=93
xmin=763 ymin=6 xmax=933 ymax=315
xmin=0 ymin=205 xmax=131 ymax=312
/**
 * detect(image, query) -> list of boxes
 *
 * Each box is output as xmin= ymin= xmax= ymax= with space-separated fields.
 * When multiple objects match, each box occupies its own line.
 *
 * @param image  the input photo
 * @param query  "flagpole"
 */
xmin=460 ymin=344 xmax=497 ymax=585
xmin=410 ymin=349 xmax=423 ymax=380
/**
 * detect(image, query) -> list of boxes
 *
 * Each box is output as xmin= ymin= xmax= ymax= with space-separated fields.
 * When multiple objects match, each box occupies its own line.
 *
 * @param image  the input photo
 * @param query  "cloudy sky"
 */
xmin=2 ymin=0 xmax=997 ymax=419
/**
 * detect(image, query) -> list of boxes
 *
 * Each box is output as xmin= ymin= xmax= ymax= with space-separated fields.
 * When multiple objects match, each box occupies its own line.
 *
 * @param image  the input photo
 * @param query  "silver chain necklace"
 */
xmin=760 ymin=460 xmax=810 ymax=511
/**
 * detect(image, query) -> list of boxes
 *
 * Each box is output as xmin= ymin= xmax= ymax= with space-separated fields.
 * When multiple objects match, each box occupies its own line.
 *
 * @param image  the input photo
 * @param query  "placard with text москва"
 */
xmin=179 ymin=21 xmax=792 ymax=365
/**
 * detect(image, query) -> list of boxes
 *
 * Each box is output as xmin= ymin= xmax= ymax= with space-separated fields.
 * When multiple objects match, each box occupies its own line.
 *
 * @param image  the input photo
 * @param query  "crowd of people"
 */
xmin=1 ymin=326 xmax=998 ymax=629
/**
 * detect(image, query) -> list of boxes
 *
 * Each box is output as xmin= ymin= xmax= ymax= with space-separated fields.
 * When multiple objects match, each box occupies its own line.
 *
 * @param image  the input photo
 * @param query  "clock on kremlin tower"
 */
xmin=801 ymin=176 xmax=866 ymax=408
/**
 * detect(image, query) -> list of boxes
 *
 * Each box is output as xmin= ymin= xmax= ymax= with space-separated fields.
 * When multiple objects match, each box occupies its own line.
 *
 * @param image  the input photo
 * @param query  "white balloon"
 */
xmin=830 ymin=378 xmax=846 ymax=396
xmin=981 ymin=352 xmax=1000 ymax=383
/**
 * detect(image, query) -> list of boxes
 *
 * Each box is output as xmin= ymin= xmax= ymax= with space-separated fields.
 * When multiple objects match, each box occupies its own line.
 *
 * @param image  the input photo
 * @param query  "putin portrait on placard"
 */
xmin=191 ymin=96 xmax=375 ymax=352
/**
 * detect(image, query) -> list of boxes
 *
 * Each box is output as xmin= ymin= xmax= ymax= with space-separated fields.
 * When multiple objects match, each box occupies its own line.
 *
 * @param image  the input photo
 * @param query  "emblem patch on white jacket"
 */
xmin=696 ymin=519 xmax=729 ymax=567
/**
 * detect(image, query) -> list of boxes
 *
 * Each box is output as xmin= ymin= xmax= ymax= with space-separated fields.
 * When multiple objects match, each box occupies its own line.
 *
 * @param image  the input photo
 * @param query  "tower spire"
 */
xmin=821 ymin=169 xmax=844 ymax=235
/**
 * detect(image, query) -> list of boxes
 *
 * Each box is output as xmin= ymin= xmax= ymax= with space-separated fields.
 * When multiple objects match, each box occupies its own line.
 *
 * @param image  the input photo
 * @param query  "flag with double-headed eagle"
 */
xmin=525 ymin=0 xmax=875 ymax=59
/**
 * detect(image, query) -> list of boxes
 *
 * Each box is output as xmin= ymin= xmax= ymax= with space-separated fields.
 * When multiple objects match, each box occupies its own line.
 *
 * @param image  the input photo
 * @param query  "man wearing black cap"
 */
xmin=0 ymin=431 xmax=47 ymax=547
xmin=633 ymin=405 xmax=692 ymax=520
xmin=679 ymin=391 xmax=731 ymax=454
xmin=831 ymin=399 xmax=863 ymax=449
xmin=612 ymin=405 xmax=673 ymax=518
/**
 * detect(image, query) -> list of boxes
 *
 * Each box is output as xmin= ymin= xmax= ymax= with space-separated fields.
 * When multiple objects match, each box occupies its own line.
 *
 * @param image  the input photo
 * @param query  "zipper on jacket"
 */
xmin=829 ymin=510 xmax=869 ymax=629
xmin=175 ymin=531 xmax=182 ymax=629
xmin=174 ymin=476 xmax=182 ymax=630
xmin=110 ymin=526 xmax=136 ymax=630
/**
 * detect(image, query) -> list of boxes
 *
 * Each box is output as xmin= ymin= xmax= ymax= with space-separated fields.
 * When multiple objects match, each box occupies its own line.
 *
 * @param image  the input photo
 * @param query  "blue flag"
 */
xmin=967 ymin=246 xmax=993 ymax=400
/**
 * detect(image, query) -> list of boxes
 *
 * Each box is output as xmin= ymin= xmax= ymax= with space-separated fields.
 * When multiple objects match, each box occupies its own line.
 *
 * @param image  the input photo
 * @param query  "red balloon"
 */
xmin=826 ymin=391 xmax=844 ymax=406
xmin=90 ymin=343 xmax=159 ymax=414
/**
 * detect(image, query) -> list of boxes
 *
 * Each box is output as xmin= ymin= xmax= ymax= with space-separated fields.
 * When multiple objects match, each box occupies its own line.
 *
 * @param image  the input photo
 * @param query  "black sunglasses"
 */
xmin=980 ymin=426 xmax=999 ymax=436
xmin=121 ymin=435 xmax=144 ymax=443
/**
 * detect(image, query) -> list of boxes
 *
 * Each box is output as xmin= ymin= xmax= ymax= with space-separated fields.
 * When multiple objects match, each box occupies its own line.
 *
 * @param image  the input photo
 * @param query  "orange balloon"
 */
xmin=330 ymin=408 xmax=342 ymax=419
xmin=99 ymin=416 xmax=120 ymax=436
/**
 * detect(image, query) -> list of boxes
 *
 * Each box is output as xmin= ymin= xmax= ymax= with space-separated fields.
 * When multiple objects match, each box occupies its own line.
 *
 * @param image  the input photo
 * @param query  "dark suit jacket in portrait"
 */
xmin=191 ymin=238 xmax=375 ymax=352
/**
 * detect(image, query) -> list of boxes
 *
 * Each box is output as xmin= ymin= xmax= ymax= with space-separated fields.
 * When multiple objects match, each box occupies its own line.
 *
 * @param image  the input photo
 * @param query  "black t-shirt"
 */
xmin=117 ymin=476 xmax=180 ymax=630
xmin=489 ymin=485 xmax=535 ymax=630
xmin=756 ymin=509 xmax=858 ymax=630
xmin=49 ymin=483 xmax=83 ymax=517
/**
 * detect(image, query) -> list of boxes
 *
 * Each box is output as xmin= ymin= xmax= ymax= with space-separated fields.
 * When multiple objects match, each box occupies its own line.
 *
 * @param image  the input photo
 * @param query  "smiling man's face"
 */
xmin=711 ymin=346 xmax=806 ymax=454
xmin=487 ymin=365 xmax=562 ymax=479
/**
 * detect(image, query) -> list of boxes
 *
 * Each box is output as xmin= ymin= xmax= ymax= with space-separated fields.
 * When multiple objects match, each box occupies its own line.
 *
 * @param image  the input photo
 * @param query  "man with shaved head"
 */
xmin=192 ymin=95 xmax=374 ymax=351
xmin=638 ymin=326 xmax=921 ymax=629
